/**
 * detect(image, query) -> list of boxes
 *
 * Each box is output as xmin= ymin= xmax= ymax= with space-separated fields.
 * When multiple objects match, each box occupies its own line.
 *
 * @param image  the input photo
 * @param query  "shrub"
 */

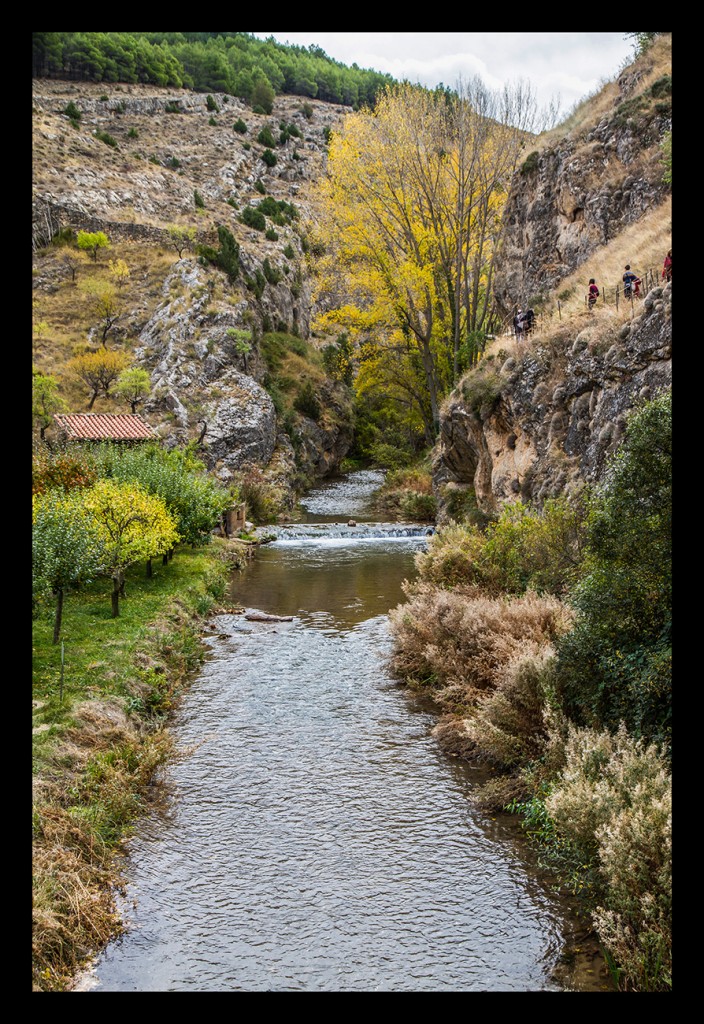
xmin=95 ymin=130 xmax=118 ymax=148
xmin=545 ymin=723 xmax=671 ymax=991
xmin=127 ymin=127 xmax=138 ymax=139
xmin=257 ymin=125 xmax=276 ymax=148
xmin=520 ymin=151 xmax=540 ymax=175
xmin=63 ymin=100 xmax=81 ymax=121
xmin=239 ymin=206 xmax=266 ymax=231
xmin=261 ymin=148 xmax=277 ymax=168
xmin=465 ymin=647 xmax=559 ymax=772
xmin=262 ymin=258 xmax=282 ymax=284
xmin=555 ymin=391 xmax=672 ymax=747
xmin=283 ymin=244 xmax=295 ymax=260
xmin=399 ymin=491 xmax=437 ymax=521
xmin=206 ymin=94 xmax=219 ymax=112
xmin=389 ymin=588 xmax=573 ymax=695
xmin=265 ymin=228 xmax=278 ymax=241
xmin=194 ymin=189 xmax=205 ymax=209
xmin=293 ymin=381 xmax=321 ymax=421
xmin=233 ymin=118 xmax=247 ymax=133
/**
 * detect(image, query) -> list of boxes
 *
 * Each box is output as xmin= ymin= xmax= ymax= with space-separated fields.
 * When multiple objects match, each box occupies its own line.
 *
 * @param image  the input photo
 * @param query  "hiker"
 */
xmin=588 ymin=279 xmax=599 ymax=310
xmin=522 ymin=308 xmax=535 ymax=335
xmin=662 ymin=249 xmax=672 ymax=282
xmin=623 ymin=265 xmax=641 ymax=299
xmin=513 ymin=308 xmax=524 ymax=339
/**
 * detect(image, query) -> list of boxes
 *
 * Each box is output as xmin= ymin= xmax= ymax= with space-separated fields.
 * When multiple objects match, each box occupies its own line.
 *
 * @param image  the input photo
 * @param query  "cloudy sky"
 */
xmin=251 ymin=32 xmax=636 ymax=116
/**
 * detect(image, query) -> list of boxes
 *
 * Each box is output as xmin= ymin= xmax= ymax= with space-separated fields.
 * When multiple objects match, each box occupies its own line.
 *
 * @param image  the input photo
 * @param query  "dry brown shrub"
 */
xmin=388 ymin=588 xmax=574 ymax=695
xmin=464 ymin=646 xmax=557 ymax=770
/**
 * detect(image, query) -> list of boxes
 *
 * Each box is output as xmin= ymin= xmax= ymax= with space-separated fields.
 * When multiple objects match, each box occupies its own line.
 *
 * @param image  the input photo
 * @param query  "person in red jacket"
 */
xmin=662 ymin=249 xmax=672 ymax=282
xmin=588 ymin=278 xmax=599 ymax=310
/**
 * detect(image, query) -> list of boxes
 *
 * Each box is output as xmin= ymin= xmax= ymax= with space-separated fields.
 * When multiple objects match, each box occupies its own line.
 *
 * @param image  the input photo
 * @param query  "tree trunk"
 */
xmin=111 ymin=577 xmax=120 ymax=618
xmin=53 ymin=588 xmax=64 ymax=645
xmin=146 ymin=557 xmax=153 ymax=578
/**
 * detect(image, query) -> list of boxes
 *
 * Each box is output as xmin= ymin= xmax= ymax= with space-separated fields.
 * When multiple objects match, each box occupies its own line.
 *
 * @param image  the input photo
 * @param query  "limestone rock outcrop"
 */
xmin=433 ymin=282 xmax=672 ymax=519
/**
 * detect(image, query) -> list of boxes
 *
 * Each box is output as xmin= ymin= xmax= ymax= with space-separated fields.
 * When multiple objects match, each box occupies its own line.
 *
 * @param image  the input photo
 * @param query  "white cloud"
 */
xmin=251 ymin=32 xmax=635 ymax=112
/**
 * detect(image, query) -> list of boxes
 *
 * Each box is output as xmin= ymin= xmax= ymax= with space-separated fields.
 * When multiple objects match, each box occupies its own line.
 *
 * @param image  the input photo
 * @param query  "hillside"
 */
xmin=32 ymin=36 xmax=671 ymax=513
xmin=32 ymin=80 xmax=354 ymax=500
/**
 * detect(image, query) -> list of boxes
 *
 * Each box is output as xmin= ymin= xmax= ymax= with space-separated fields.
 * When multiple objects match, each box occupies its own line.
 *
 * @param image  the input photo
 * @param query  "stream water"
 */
xmin=74 ymin=470 xmax=611 ymax=993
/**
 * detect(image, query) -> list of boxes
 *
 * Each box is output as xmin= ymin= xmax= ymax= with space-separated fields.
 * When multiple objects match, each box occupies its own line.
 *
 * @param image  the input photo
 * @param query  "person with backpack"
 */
xmin=513 ymin=308 xmax=524 ymax=339
xmin=623 ymin=265 xmax=641 ymax=299
xmin=522 ymin=308 xmax=535 ymax=335
xmin=588 ymin=279 xmax=599 ymax=310
xmin=662 ymin=249 xmax=672 ymax=282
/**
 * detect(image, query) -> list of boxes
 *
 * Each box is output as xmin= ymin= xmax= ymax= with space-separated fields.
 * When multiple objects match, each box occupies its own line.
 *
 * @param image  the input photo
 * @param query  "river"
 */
xmin=74 ymin=470 xmax=611 ymax=993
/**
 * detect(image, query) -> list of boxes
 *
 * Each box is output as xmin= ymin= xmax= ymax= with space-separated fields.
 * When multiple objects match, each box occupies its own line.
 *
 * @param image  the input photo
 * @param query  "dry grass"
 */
xmin=32 ymin=239 xmax=178 ymax=411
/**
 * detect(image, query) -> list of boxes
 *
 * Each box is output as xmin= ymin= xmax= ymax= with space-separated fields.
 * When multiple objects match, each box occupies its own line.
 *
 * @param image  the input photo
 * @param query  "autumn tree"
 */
xmin=81 ymin=479 xmax=180 ymax=617
xmin=108 ymin=257 xmax=131 ymax=287
xmin=76 ymin=229 xmax=111 ymax=261
xmin=115 ymin=366 xmax=151 ymax=412
xmin=32 ymin=371 xmax=68 ymax=438
xmin=68 ymin=349 xmax=130 ymax=409
xmin=82 ymin=280 xmax=121 ymax=347
xmin=311 ymin=79 xmax=545 ymax=439
xmin=60 ymin=247 xmax=90 ymax=282
xmin=32 ymin=488 xmax=105 ymax=643
xmin=167 ymin=224 xmax=197 ymax=258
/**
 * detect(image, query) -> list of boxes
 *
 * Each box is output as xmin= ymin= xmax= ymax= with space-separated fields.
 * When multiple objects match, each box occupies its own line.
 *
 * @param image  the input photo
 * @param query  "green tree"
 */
xmin=115 ymin=366 xmax=151 ymax=412
xmin=167 ymin=224 xmax=197 ymax=258
xmin=76 ymin=230 xmax=111 ymax=261
xmin=93 ymin=442 xmax=231 ymax=547
xmin=32 ymin=372 xmax=68 ymax=439
xmin=250 ymin=77 xmax=275 ymax=114
xmin=32 ymin=489 xmax=105 ymax=643
xmin=82 ymin=479 xmax=180 ymax=617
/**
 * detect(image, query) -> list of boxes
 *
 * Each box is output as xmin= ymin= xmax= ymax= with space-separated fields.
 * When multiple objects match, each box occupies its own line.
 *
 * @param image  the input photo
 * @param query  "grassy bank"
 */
xmin=32 ymin=537 xmax=244 ymax=992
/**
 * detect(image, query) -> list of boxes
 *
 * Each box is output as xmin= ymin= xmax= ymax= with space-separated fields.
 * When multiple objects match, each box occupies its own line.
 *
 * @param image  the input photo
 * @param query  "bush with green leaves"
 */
xmin=206 ymin=94 xmax=219 ymax=112
xmin=555 ymin=390 xmax=672 ymax=748
xmin=215 ymin=225 xmax=240 ymax=281
xmin=194 ymin=189 xmax=205 ymax=209
xmin=32 ymin=488 xmax=105 ymax=642
xmin=293 ymin=381 xmax=321 ymax=421
xmin=415 ymin=495 xmax=587 ymax=596
xmin=240 ymin=205 xmax=266 ymax=232
xmin=257 ymin=125 xmax=276 ymax=148
xmin=262 ymin=258 xmax=282 ymax=285
xmin=233 ymin=118 xmax=248 ymax=134
xmin=261 ymin=148 xmax=277 ymax=168
xmin=90 ymin=442 xmax=232 ymax=547
xmin=95 ymin=130 xmax=118 ymax=148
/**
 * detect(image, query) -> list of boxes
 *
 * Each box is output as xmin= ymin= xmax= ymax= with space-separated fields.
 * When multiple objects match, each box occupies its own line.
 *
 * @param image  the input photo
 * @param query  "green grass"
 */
xmin=32 ymin=543 xmax=231 ymax=768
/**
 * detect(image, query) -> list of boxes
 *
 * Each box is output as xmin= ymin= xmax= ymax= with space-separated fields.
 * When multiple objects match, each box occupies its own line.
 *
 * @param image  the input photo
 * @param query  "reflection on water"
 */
xmin=75 ymin=471 xmax=603 ymax=993
xmin=230 ymin=540 xmax=423 ymax=628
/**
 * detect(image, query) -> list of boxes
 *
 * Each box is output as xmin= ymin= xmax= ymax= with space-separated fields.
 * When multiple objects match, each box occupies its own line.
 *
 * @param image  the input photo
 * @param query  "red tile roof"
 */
xmin=54 ymin=414 xmax=158 ymax=441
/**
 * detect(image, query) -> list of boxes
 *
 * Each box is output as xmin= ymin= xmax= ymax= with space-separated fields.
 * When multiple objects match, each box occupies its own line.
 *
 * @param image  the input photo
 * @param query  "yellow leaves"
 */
xmin=81 ymin=479 xmax=180 ymax=567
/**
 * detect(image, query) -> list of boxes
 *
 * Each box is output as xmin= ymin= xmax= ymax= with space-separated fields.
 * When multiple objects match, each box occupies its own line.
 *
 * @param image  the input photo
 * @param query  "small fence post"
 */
xmin=59 ymin=642 xmax=65 ymax=703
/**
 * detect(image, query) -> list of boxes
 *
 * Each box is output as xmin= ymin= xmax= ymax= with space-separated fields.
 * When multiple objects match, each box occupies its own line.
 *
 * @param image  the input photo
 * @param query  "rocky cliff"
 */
xmin=493 ymin=36 xmax=671 ymax=313
xmin=433 ymin=35 xmax=671 ymax=519
xmin=434 ymin=281 xmax=671 ymax=518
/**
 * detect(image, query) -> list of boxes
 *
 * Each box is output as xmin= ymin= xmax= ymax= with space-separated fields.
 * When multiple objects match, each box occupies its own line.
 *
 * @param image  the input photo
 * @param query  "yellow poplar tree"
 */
xmin=311 ymin=79 xmax=541 ymax=437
